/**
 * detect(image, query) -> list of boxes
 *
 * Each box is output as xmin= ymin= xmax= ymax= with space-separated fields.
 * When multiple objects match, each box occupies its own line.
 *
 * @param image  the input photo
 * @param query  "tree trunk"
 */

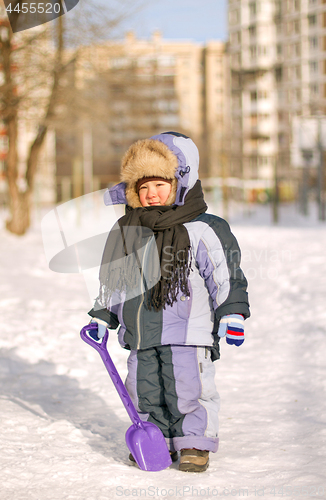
xmin=6 ymin=189 xmax=31 ymax=235
xmin=5 ymin=121 xmax=46 ymax=235
xmin=3 ymin=12 xmax=64 ymax=235
xmin=4 ymin=113 xmax=32 ymax=235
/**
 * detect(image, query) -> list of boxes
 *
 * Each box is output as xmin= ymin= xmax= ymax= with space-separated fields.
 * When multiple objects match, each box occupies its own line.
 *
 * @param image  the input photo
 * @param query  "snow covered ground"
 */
xmin=1 ymin=201 xmax=326 ymax=500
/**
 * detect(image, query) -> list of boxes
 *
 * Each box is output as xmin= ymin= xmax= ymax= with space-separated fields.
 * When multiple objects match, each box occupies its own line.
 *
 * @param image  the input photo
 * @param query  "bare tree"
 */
xmin=0 ymin=0 xmax=144 ymax=234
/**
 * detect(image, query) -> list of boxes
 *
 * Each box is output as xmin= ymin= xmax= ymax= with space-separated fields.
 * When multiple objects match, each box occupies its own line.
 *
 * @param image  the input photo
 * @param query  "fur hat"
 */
xmin=120 ymin=138 xmax=178 ymax=208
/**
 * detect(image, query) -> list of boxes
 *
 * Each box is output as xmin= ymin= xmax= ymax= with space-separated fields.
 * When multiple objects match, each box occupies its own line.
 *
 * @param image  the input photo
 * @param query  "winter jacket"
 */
xmin=88 ymin=133 xmax=250 ymax=353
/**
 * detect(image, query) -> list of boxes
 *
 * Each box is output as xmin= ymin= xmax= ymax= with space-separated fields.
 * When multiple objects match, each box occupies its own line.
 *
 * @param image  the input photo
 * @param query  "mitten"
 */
xmin=217 ymin=314 xmax=245 ymax=346
xmin=89 ymin=318 xmax=108 ymax=340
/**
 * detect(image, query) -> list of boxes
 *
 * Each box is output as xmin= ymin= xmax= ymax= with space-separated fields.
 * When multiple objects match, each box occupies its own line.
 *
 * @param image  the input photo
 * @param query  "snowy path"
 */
xmin=1 ymin=208 xmax=326 ymax=500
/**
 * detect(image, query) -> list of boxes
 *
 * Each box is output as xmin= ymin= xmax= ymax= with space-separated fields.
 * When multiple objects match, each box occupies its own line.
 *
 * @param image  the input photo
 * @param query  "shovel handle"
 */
xmin=80 ymin=322 xmax=109 ymax=352
xmin=80 ymin=324 xmax=143 ymax=428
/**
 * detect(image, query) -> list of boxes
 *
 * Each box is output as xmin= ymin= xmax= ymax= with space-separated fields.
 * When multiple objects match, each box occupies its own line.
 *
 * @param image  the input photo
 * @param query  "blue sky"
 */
xmin=120 ymin=0 xmax=228 ymax=42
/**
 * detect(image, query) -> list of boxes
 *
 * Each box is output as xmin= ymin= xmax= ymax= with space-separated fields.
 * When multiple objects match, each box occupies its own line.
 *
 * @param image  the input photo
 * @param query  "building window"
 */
xmin=260 ymin=157 xmax=269 ymax=166
xmin=229 ymin=9 xmax=239 ymax=24
xmin=249 ymin=25 xmax=256 ymax=38
xmin=259 ymin=46 xmax=269 ymax=56
xmin=249 ymin=2 xmax=257 ymax=18
xmin=310 ymin=83 xmax=319 ymax=95
xmin=310 ymin=60 xmax=318 ymax=74
xmin=308 ymin=14 xmax=317 ymax=26
xmin=231 ymin=31 xmax=241 ymax=44
xmin=309 ymin=36 xmax=318 ymax=50
xmin=294 ymin=43 xmax=301 ymax=57
xmin=278 ymin=133 xmax=285 ymax=146
xmin=275 ymin=66 xmax=283 ymax=81
xmin=278 ymin=89 xmax=285 ymax=102
xmin=250 ymin=113 xmax=258 ymax=126
xmin=295 ymin=66 xmax=301 ymax=78
xmin=275 ymin=0 xmax=282 ymax=16
xmin=258 ymin=90 xmax=269 ymax=99
xmin=236 ymin=31 xmax=241 ymax=43
xmin=232 ymin=74 xmax=241 ymax=87
xmin=232 ymin=53 xmax=241 ymax=66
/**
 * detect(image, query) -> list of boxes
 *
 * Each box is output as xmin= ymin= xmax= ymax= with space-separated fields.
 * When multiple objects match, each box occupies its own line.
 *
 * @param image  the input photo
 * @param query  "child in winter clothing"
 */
xmin=88 ymin=132 xmax=250 ymax=472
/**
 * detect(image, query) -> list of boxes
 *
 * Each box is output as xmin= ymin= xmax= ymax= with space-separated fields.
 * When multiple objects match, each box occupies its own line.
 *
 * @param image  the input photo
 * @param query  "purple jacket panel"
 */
xmin=171 ymin=346 xmax=208 ymax=433
xmin=161 ymin=286 xmax=192 ymax=345
xmin=150 ymin=133 xmax=198 ymax=205
xmin=104 ymin=182 xmax=128 ymax=206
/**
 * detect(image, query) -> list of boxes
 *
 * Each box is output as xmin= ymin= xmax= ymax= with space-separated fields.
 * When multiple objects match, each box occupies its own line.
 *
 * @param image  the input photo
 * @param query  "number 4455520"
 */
xmin=5 ymin=3 xmax=61 ymax=14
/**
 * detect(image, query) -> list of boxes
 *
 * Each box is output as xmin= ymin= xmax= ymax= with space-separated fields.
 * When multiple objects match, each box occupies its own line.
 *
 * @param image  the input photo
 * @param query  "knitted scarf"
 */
xmin=98 ymin=180 xmax=207 ymax=311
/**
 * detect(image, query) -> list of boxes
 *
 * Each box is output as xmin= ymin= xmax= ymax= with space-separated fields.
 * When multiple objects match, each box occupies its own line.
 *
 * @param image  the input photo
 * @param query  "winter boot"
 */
xmin=179 ymin=449 xmax=209 ymax=472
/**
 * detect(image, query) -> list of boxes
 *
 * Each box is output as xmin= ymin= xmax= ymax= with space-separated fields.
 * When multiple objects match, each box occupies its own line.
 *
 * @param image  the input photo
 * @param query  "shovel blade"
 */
xmin=126 ymin=421 xmax=172 ymax=471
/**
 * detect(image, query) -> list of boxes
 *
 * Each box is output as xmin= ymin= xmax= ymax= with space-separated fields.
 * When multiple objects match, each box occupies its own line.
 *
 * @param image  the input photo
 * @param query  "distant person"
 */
xmin=87 ymin=131 xmax=250 ymax=472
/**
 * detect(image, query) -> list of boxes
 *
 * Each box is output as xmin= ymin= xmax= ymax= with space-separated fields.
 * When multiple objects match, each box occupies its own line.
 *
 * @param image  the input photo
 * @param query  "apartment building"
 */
xmin=228 ymin=0 xmax=326 ymax=185
xmin=1 ymin=13 xmax=228 ymax=204
xmin=204 ymin=41 xmax=229 ymax=178
xmin=56 ymin=33 xmax=228 ymax=200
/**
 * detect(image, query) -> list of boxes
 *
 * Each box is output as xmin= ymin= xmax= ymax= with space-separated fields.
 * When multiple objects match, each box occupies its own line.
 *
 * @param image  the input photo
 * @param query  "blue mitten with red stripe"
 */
xmin=217 ymin=314 xmax=245 ymax=346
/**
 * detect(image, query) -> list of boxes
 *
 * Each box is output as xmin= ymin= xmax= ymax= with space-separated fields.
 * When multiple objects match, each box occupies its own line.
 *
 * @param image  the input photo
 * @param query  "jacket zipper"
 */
xmin=136 ymin=237 xmax=150 ymax=350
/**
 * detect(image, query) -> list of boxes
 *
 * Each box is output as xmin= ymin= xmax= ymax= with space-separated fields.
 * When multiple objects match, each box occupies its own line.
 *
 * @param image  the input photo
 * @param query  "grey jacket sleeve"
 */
xmin=195 ymin=214 xmax=250 ymax=324
xmin=88 ymin=300 xmax=120 ymax=329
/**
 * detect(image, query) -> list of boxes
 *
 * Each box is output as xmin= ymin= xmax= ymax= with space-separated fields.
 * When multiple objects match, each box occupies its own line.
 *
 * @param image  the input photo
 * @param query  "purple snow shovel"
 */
xmin=80 ymin=324 xmax=172 ymax=471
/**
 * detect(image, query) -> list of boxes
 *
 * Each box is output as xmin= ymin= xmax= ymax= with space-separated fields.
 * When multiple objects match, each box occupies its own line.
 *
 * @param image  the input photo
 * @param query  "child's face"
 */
xmin=138 ymin=180 xmax=172 ymax=207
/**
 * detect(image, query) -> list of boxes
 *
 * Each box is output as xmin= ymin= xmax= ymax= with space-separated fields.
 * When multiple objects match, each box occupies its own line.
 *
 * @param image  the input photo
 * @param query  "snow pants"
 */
xmin=125 ymin=345 xmax=220 ymax=453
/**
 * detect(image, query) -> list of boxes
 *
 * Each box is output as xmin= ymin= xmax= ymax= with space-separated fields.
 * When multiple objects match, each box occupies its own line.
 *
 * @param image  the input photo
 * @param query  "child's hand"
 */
xmin=89 ymin=318 xmax=108 ymax=340
xmin=217 ymin=314 xmax=245 ymax=346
